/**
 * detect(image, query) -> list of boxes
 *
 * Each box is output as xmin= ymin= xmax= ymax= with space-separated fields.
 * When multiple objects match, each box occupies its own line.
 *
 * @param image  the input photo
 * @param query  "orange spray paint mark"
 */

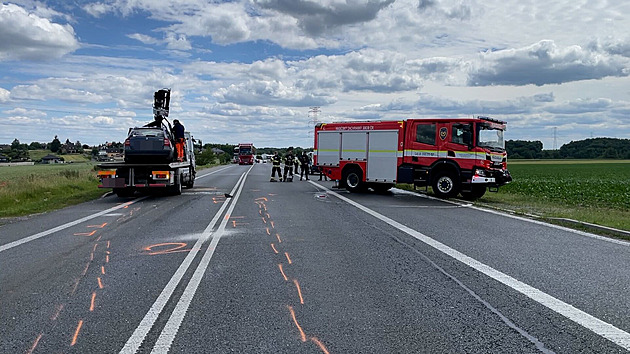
xmin=262 ymin=217 xmax=267 ymax=224
xmin=51 ymin=304 xmax=64 ymax=321
xmin=89 ymin=292 xmax=96 ymax=312
xmin=92 ymin=244 xmax=98 ymax=252
xmin=74 ymin=230 xmax=96 ymax=237
xmin=270 ymin=243 xmax=279 ymax=254
xmin=266 ymin=228 xmax=271 ymax=236
xmin=311 ymin=337 xmax=331 ymax=354
xmin=285 ymin=252 xmax=292 ymax=264
xmin=88 ymin=222 xmax=107 ymax=228
xmin=276 ymin=234 xmax=282 ymax=243
xmin=293 ymin=279 xmax=305 ymax=304
xmin=71 ymin=320 xmax=83 ymax=346
xmin=278 ymin=264 xmax=288 ymax=281
xmin=106 ymin=251 xmax=111 ymax=255
xmin=90 ymin=252 xmax=94 ymax=261
xmin=107 ymin=240 xmax=110 ymax=249
xmin=106 ymin=255 xmax=109 ymax=263
xmin=288 ymin=306 xmax=307 ymax=342
xmin=232 ymin=220 xmax=237 ymax=228
xmin=101 ymin=266 xmax=105 ymax=275
xmin=97 ymin=277 xmax=104 ymax=289
xmin=95 ymin=235 xmax=102 ymax=242
xmin=143 ymin=243 xmax=190 ymax=255
xmin=27 ymin=333 xmax=43 ymax=354
xmin=255 ymin=197 xmax=268 ymax=202
xmin=270 ymin=221 xmax=275 ymax=229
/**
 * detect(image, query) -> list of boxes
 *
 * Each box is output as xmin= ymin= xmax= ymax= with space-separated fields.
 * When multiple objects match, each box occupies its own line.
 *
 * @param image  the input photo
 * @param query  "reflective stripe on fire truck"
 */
xmin=404 ymin=149 xmax=480 ymax=159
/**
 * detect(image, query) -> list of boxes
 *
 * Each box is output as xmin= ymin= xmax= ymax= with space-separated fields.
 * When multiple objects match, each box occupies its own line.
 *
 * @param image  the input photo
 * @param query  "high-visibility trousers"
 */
xmin=175 ymin=138 xmax=185 ymax=161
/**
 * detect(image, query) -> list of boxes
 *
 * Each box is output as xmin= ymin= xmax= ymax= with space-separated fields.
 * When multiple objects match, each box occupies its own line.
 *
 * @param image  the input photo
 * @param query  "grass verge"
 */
xmin=0 ymin=163 xmax=103 ymax=220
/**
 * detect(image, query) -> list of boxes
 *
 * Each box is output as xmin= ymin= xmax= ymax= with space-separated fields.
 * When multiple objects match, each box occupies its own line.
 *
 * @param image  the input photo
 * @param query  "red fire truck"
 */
xmin=314 ymin=116 xmax=512 ymax=199
xmin=237 ymin=143 xmax=255 ymax=165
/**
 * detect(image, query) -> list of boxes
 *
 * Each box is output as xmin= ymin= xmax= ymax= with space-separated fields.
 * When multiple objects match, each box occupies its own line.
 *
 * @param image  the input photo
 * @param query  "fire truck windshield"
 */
xmin=477 ymin=125 xmax=505 ymax=151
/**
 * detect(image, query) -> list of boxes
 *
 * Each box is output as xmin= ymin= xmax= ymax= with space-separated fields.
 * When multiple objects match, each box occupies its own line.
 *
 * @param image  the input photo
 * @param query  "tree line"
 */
xmin=507 ymin=138 xmax=630 ymax=159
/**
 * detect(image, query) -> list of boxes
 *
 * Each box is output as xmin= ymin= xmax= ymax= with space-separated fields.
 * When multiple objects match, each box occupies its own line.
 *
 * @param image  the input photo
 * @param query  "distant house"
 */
xmin=41 ymin=154 xmax=64 ymax=164
xmin=211 ymin=148 xmax=225 ymax=155
xmin=0 ymin=144 xmax=10 ymax=152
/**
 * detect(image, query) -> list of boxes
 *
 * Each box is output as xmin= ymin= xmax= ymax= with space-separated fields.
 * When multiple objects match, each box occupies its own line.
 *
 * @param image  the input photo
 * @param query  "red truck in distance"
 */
xmin=314 ymin=116 xmax=512 ymax=199
xmin=237 ymin=143 xmax=255 ymax=165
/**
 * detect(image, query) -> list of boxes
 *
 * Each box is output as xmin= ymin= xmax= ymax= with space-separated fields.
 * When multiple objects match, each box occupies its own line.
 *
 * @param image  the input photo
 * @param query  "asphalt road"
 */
xmin=1 ymin=163 xmax=629 ymax=353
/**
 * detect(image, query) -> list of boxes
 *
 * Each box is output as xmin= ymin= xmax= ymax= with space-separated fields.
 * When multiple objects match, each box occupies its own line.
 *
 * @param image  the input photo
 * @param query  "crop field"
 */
xmin=481 ymin=160 xmax=630 ymax=233
xmin=0 ymin=163 xmax=103 ymax=219
xmin=500 ymin=160 xmax=630 ymax=210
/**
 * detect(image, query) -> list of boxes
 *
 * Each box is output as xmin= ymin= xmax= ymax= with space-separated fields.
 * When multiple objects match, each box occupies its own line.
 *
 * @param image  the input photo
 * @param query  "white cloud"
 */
xmin=0 ymin=3 xmax=79 ymax=61
xmin=0 ymin=87 xmax=9 ymax=102
xmin=468 ymin=40 xmax=630 ymax=86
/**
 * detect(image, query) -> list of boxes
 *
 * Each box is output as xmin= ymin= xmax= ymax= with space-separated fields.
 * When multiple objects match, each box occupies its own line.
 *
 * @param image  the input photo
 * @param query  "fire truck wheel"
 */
xmin=461 ymin=186 xmax=486 ymax=200
xmin=343 ymin=167 xmax=365 ymax=192
xmin=432 ymin=172 xmax=459 ymax=198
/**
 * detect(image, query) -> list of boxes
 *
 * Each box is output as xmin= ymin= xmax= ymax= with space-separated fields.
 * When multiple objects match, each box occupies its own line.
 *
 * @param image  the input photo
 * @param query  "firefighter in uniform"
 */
xmin=299 ymin=151 xmax=310 ymax=181
xmin=270 ymin=151 xmax=282 ymax=182
xmin=283 ymin=148 xmax=295 ymax=182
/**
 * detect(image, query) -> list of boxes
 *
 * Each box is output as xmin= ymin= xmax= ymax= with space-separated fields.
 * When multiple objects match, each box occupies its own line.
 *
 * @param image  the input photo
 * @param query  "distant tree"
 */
xmin=559 ymin=138 xmax=630 ymax=159
xmin=506 ymin=140 xmax=543 ymax=159
xmin=195 ymin=148 xmax=216 ymax=166
xmin=50 ymin=136 xmax=61 ymax=152
xmin=29 ymin=141 xmax=44 ymax=150
xmin=8 ymin=139 xmax=30 ymax=161
xmin=75 ymin=141 xmax=84 ymax=153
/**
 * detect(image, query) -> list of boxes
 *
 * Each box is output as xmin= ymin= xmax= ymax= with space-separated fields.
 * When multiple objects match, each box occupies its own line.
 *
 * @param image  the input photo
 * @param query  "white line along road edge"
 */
xmin=0 ymin=197 xmax=148 ymax=254
xmin=151 ymin=165 xmax=253 ymax=353
xmin=119 ymin=166 xmax=251 ymax=354
xmin=311 ymin=182 xmax=630 ymax=351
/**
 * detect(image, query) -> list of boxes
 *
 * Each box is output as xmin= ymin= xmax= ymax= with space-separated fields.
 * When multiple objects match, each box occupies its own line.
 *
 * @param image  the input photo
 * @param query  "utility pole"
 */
xmin=308 ymin=107 xmax=321 ymax=141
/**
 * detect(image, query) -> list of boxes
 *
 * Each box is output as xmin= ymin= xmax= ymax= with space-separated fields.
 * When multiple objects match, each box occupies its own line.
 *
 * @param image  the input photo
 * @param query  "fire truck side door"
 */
xmin=405 ymin=121 xmax=438 ymax=164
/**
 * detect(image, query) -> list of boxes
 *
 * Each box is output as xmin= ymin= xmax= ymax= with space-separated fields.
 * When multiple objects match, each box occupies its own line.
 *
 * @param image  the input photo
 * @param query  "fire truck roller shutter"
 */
xmin=317 ymin=131 xmax=341 ymax=166
xmin=366 ymin=130 xmax=398 ymax=182
xmin=340 ymin=132 xmax=368 ymax=161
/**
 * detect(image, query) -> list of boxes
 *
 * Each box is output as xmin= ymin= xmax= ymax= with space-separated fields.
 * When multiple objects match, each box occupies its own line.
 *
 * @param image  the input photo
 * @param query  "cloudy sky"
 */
xmin=0 ymin=0 xmax=628 ymax=149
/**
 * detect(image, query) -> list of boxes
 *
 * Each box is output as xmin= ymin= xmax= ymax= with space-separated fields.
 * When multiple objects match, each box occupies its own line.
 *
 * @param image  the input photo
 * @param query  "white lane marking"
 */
xmin=391 ymin=188 xmax=629 ymax=247
xmin=119 ymin=169 xmax=248 ymax=354
xmin=312 ymin=182 xmax=630 ymax=351
xmin=0 ymin=197 xmax=147 ymax=254
xmin=195 ymin=165 xmax=232 ymax=180
xmin=151 ymin=165 xmax=253 ymax=353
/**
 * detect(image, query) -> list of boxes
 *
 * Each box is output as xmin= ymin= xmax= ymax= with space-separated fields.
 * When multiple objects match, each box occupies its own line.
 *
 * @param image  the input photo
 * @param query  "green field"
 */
xmin=0 ymin=163 xmax=103 ymax=219
xmin=27 ymin=149 xmax=92 ymax=162
xmin=479 ymin=160 xmax=630 ymax=233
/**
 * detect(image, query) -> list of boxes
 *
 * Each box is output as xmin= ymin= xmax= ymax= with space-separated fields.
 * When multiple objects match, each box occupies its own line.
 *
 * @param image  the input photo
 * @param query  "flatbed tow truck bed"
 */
xmin=97 ymin=160 xmax=195 ymax=196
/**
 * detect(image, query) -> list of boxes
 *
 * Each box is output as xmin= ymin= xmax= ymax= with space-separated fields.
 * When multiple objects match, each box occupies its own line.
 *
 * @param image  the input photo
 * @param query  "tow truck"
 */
xmin=97 ymin=89 xmax=196 ymax=197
